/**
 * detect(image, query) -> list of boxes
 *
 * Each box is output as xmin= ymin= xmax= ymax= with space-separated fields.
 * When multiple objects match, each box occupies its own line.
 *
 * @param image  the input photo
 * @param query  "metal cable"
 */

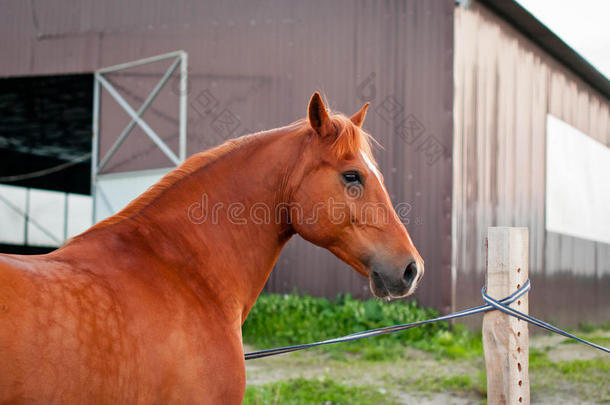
xmin=481 ymin=286 xmax=609 ymax=354
xmin=244 ymin=280 xmax=608 ymax=360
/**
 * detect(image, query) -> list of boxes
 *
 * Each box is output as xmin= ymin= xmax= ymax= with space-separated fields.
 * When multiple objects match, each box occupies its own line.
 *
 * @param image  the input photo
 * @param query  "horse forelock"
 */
xmin=291 ymin=112 xmax=378 ymax=167
xmin=328 ymin=113 xmax=377 ymax=166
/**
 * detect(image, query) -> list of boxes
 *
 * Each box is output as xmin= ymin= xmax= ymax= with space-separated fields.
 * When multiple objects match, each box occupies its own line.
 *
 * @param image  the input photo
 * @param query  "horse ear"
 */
xmin=350 ymin=102 xmax=370 ymax=127
xmin=308 ymin=92 xmax=332 ymax=136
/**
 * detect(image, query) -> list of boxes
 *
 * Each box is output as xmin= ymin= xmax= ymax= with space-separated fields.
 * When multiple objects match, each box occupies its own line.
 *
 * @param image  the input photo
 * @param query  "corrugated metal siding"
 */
xmin=453 ymin=1 xmax=610 ymax=327
xmin=0 ymin=1 xmax=454 ymax=310
xmin=265 ymin=0 xmax=454 ymax=312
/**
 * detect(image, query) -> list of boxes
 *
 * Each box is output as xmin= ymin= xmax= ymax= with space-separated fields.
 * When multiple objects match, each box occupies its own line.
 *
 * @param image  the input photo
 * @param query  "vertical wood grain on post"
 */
xmin=483 ymin=227 xmax=529 ymax=405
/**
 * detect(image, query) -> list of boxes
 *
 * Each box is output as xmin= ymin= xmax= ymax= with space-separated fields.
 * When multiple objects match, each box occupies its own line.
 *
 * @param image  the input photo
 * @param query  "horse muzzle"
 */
xmin=369 ymin=260 xmax=423 ymax=300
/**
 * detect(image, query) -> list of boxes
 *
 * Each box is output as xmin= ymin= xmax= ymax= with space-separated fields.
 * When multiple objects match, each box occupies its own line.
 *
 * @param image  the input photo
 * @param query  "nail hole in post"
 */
xmin=519 ymin=380 xmax=522 ymax=386
xmin=517 ymin=267 xmax=521 ymax=273
xmin=518 ymin=362 xmax=522 ymax=372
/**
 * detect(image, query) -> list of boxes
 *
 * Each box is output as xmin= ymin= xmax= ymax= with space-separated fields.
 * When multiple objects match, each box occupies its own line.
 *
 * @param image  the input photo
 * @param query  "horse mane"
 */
xmin=86 ymin=134 xmax=262 ymax=232
xmin=84 ymin=112 xmax=377 ymax=234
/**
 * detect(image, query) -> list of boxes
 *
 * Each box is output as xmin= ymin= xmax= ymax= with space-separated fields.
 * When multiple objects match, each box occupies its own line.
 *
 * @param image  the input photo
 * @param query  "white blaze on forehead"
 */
xmin=360 ymin=150 xmax=383 ymax=184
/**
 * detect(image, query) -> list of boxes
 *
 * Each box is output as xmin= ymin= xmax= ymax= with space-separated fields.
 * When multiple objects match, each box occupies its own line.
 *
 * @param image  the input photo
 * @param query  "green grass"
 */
xmin=410 ymin=373 xmax=487 ymax=397
xmin=243 ymin=293 xmax=609 ymax=403
xmin=242 ymin=293 xmax=482 ymax=361
xmin=243 ymin=378 xmax=397 ymax=405
xmin=575 ymin=321 xmax=610 ymax=333
xmin=559 ymin=335 xmax=610 ymax=347
xmin=530 ymin=347 xmax=610 ymax=402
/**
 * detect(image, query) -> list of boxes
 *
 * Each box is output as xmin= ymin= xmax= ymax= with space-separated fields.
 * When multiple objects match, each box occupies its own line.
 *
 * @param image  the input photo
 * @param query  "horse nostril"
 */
xmin=403 ymin=261 xmax=418 ymax=286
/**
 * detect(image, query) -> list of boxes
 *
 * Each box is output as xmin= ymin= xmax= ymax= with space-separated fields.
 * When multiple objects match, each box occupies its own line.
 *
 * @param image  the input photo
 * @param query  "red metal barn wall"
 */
xmin=453 ymin=2 xmax=610 ymax=327
xmin=0 ymin=1 xmax=455 ymax=311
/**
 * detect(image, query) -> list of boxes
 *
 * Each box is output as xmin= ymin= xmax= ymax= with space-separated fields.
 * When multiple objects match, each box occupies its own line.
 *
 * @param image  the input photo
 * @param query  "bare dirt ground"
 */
xmin=245 ymin=331 xmax=610 ymax=404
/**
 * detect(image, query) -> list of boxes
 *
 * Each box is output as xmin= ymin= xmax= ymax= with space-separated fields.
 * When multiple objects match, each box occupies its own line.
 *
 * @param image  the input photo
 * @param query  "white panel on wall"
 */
xmin=94 ymin=168 xmax=170 ymax=223
xmin=0 ymin=184 xmax=27 ymax=245
xmin=546 ymin=114 xmax=610 ymax=244
xmin=67 ymin=194 xmax=92 ymax=238
xmin=27 ymin=189 xmax=65 ymax=247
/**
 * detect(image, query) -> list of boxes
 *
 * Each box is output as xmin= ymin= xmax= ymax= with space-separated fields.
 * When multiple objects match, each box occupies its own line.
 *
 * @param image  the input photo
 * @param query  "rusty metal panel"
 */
xmin=0 ymin=0 xmax=454 ymax=311
xmin=453 ymin=1 xmax=610 ymax=327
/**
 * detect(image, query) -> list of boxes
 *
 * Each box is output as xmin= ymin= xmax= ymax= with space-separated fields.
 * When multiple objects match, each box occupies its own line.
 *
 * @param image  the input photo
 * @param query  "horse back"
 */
xmin=0 ymin=250 xmax=246 ymax=404
xmin=0 ymin=252 xmax=138 ymax=403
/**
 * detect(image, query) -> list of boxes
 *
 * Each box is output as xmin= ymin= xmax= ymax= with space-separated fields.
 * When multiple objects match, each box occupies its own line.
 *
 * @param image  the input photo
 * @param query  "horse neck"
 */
xmin=117 ymin=127 xmax=305 ymax=324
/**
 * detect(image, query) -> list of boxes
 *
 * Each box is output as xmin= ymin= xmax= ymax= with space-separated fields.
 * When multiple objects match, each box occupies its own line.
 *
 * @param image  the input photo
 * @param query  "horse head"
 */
xmin=289 ymin=92 xmax=424 ymax=299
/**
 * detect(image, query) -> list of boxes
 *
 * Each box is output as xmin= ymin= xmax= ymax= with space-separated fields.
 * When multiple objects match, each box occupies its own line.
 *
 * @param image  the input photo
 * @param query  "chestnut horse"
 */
xmin=0 ymin=93 xmax=423 ymax=404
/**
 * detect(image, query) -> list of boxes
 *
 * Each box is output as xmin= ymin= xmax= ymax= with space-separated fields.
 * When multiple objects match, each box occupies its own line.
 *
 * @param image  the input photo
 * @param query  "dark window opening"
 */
xmin=0 ymin=74 xmax=93 ymax=194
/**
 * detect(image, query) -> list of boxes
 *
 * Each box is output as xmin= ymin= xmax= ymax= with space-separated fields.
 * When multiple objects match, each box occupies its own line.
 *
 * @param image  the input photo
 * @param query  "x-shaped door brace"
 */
xmin=92 ymin=51 xmax=188 ymax=174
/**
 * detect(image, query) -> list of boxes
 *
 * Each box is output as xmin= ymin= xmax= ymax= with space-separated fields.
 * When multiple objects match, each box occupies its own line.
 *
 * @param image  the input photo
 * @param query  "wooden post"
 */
xmin=483 ymin=227 xmax=529 ymax=405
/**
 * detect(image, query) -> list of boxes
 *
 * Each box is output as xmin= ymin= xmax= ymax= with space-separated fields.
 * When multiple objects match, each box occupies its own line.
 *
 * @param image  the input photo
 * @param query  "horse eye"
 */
xmin=342 ymin=171 xmax=362 ymax=184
